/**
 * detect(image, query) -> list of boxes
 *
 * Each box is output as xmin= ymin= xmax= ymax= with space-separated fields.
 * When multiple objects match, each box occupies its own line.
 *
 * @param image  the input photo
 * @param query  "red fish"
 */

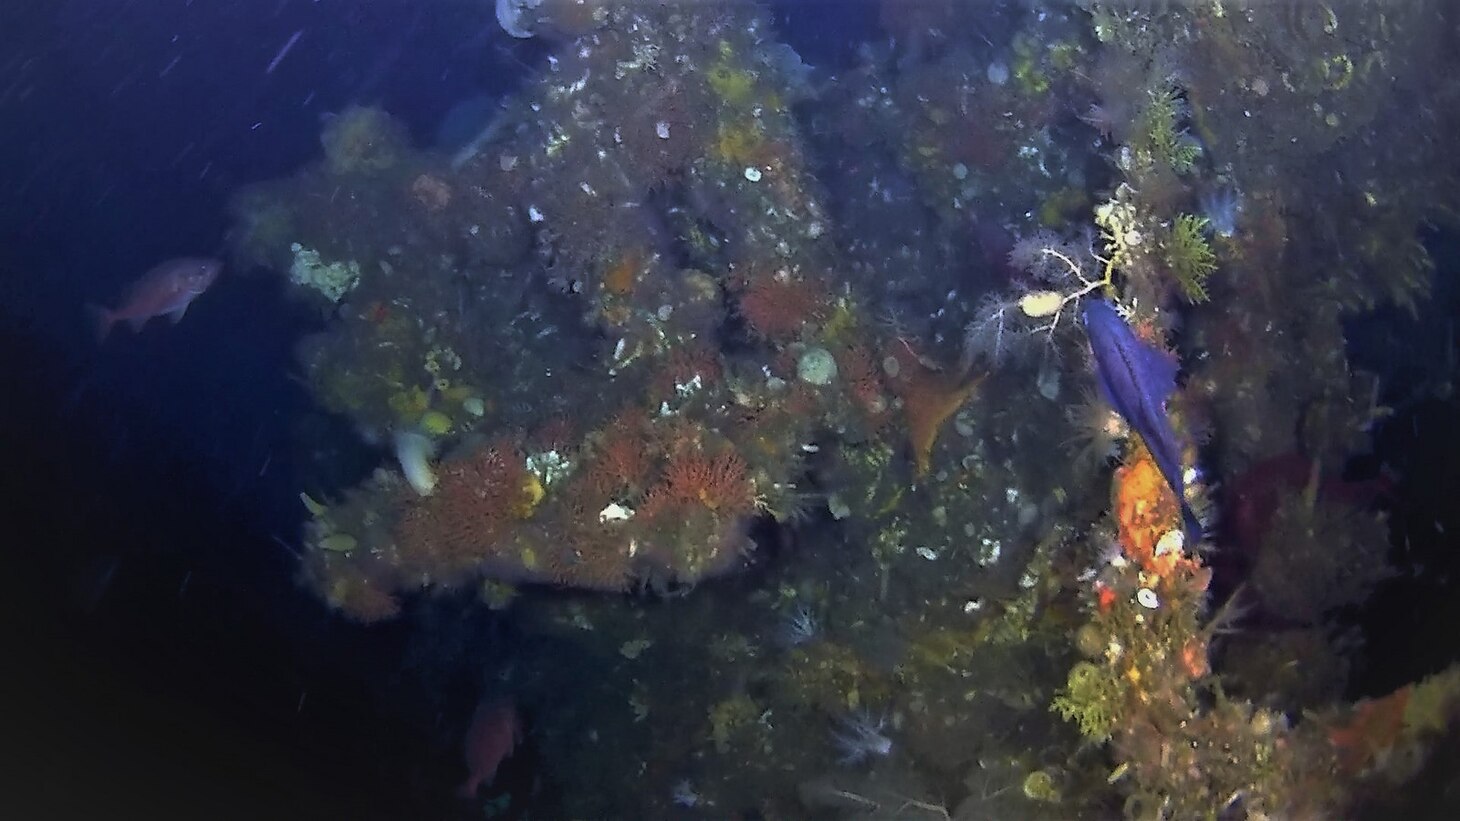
xmin=88 ymin=257 xmax=221 ymax=341
xmin=458 ymin=699 xmax=519 ymax=799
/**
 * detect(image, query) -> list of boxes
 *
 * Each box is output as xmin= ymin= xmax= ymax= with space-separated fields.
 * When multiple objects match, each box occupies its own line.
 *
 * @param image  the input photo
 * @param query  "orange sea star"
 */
xmin=888 ymin=344 xmax=985 ymax=477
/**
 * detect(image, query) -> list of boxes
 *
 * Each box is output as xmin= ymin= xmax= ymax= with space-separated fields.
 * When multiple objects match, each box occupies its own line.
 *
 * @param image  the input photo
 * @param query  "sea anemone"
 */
xmin=1064 ymin=386 xmax=1128 ymax=474
xmin=1198 ymin=185 xmax=1242 ymax=238
xmin=778 ymin=603 xmax=819 ymax=647
xmin=830 ymin=710 xmax=892 ymax=766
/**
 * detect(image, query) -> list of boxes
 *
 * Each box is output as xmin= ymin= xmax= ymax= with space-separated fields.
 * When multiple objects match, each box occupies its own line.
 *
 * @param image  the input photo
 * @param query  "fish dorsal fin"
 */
xmin=1136 ymin=343 xmax=1179 ymax=402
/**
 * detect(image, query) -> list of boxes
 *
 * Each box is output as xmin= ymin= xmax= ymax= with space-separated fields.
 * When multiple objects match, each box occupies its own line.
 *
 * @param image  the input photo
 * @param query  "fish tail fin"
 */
xmin=1180 ymin=499 xmax=1208 ymax=548
xmin=85 ymin=304 xmax=114 ymax=343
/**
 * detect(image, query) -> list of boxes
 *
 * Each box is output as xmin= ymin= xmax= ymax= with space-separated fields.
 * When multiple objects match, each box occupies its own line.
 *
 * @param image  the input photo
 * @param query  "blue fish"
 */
xmin=1080 ymin=298 xmax=1203 ymax=541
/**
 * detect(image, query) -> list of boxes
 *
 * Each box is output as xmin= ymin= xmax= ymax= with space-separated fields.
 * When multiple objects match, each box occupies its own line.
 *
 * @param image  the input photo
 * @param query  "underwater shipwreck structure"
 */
xmin=227 ymin=1 xmax=1460 ymax=817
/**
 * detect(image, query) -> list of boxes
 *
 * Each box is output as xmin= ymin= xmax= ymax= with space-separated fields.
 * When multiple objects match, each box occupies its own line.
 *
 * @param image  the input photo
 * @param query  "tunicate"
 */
xmin=496 ymin=0 xmax=543 ymax=39
xmin=827 ymin=495 xmax=851 ymax=520
xmin=954 ymin=409 xmax=976 ymax=437
xmin=1036 ymin=360 xmax=1060 ymax=400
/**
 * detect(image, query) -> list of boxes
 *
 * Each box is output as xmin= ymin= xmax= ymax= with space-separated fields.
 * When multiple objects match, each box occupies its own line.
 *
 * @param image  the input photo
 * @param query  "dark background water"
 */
xmin=1 ymin=1 xmax=1456 ymax=818
xmin=1 ymin=2 xmax=534 ymax=816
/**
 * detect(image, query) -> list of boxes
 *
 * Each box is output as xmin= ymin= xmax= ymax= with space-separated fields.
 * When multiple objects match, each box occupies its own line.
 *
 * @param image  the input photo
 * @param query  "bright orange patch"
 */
xmin=1113 ymin=443 xmax=1180 ymax=568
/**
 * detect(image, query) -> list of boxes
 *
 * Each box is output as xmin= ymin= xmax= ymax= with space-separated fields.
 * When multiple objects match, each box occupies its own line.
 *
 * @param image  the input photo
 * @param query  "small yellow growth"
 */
xmin=299 ymin=492 xmax=328 ymax=517
xmin=318 ymin=533 xmax=358 ymax=553
xmin=440 ymin=383 xmax=478 ymax=405
xmin=1039 ymin=186 xmax=1089 ymax=228
xmin=480 ymin=579 xmax=517 ymax=610
xmin=420 ymin=410 xmax=453 ymax=436
xmin=708 ymin=694 xmax=760 ymax=753
xmin=515 ymin=474 xmax=545 ymax=518
xmin=1019 ymin=290 xmax=1065 ymax=318
xmin=1136 ymin=84 xmax=1200 ymax=174
xmin=707 ymin=63 xmax=756 ymax=108
xmin=389 ymin=386 xmax=430 ymax=422
xmin=817 ymin=299 xmax=859 ymax=346
xmin=715 ymin=121 xmax=767 ymax=166
xmin=1022 ymin=769 xmax=1061 ymax=802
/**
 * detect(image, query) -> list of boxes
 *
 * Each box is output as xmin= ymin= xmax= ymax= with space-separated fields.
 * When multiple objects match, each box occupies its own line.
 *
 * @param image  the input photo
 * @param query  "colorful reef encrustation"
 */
xmin=223 ymin=1 xmax=1460 ymax=817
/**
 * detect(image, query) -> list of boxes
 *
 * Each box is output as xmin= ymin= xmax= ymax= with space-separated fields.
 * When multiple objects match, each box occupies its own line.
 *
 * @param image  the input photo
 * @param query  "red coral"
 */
xmin=652 ymin=344 xmax=723 ymax=403
xmin=640 ymin=447 xmax=755 ymax=520
xmin=586 ymin=415 xmax=653 ymax=496
xmin=396 ymin=438 xmax=537 ymax=576
xmin=736 ymin=268 xmax=825 ymax=341
xmin=835 ymin=342 xmax=890 ymax=420
xmin=531 ymin=416 xmax=576 ymax=453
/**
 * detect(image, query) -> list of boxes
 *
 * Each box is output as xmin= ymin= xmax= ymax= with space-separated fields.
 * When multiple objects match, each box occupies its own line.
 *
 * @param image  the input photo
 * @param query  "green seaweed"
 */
xmin=1165 ymin=214 xmax=1217 ymax=303
xmin=1135 ymin=85 xmax=1200 ymax=175
xmin=1051 ymin=661 xmax=1124 ymax=741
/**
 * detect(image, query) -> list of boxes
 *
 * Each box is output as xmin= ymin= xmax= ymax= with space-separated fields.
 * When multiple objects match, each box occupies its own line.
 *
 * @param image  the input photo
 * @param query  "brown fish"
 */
xmin=458 ymin=699 xmax=520 ymax=798
xmin=89 ymin=257 xmax=221 ymax=341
